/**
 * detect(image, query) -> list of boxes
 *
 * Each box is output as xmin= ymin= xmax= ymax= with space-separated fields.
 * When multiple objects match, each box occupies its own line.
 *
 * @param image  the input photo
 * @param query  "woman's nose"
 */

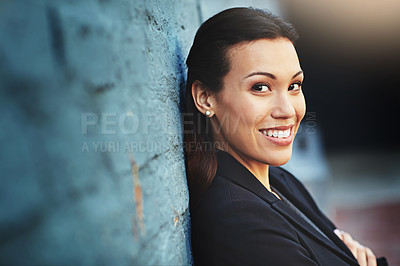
xmin=270 ymin=94 xmax=296 ymax=120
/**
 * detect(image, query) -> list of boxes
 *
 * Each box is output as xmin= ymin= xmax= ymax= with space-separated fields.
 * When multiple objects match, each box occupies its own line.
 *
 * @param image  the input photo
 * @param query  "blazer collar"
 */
xmin=215 ymin=150 xmax=279 ymax=204
xmin=215 ymin=150 xmax=358 ymax=265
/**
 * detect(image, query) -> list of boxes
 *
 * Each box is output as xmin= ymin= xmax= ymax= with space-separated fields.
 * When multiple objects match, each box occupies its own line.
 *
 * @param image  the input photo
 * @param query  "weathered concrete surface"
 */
xmin=199 ymin=0 xmax=281 ymax=21
xmin=0 ymin=0 xmax=198 ymax=264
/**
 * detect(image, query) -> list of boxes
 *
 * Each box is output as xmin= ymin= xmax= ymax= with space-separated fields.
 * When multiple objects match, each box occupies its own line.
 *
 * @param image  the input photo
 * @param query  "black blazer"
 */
xmin=191 ymin=150 xmax=387 ymax=265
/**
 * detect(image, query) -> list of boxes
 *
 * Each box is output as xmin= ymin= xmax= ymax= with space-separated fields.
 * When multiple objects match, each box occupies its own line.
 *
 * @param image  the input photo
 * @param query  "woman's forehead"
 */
xmin=226 ymin=38 xmax=301 ymax=78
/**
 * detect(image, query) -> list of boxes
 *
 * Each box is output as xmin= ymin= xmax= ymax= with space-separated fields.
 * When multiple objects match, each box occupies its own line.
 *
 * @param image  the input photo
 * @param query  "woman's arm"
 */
xmin=334 ymin=229 xmax=377 ymax=266
xmin=206 ymin=201 xmax=319 ymax=265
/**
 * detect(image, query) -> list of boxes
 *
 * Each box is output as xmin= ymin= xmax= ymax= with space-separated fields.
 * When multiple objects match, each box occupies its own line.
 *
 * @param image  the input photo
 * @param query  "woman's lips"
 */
xmin=259 ymin=125 xmax=294 ymax=146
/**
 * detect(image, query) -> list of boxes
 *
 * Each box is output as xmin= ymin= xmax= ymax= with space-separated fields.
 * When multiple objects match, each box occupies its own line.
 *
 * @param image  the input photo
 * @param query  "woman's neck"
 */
xmin=220 ymin=147 xmax=271 ymax=192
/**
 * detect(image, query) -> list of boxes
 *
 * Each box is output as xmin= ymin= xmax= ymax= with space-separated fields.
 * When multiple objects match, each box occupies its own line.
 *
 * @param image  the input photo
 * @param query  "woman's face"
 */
xmin=211 ymin=38 xmax=305 ymax=168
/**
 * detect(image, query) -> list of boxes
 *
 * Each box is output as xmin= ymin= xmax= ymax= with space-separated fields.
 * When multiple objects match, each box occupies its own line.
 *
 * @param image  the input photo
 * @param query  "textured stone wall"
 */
xmin=0 ymin=0 xmax=199 ymax=264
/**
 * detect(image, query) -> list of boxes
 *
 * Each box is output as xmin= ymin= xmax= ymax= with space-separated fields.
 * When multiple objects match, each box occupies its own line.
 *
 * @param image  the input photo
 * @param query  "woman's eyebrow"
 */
xmin=244 ymin=72 xmax=276 ymax=80
xmin=244 ymin=70 xmax=303 ymax=80
xmin=292 ymin=70 xmax=303 ymax=79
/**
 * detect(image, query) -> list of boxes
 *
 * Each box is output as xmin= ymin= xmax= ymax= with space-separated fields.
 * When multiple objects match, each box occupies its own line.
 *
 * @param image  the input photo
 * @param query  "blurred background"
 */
xmin=282 ymin=1 xmax=400 ymax=264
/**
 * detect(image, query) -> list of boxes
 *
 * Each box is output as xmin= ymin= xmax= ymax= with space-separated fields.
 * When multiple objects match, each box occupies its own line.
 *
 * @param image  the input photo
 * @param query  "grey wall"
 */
xmin=0 ymin=0 xmax=199 ymax=264
xmin=199 ymin=0 xmax=281 ymax=21
xmin=0 ymin=0 xmax=289 ymax=264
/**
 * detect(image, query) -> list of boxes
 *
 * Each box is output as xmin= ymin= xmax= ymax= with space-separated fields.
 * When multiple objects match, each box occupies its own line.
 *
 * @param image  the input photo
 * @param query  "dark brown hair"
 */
xmin=183 ymin=7 xmax=299 ymax=207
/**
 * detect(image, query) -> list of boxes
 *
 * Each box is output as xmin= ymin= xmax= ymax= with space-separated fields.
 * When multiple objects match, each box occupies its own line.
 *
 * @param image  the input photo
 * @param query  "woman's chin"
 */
xmin=263 ymin=149 xmax=292 ymax=167
xmin=267 ymin=158 xmax=290 ymax=167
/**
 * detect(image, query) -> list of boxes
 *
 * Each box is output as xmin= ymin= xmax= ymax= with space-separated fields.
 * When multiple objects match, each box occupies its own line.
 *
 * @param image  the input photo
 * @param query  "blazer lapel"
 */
xmin=270 ymin=168 xmax=358 ymax=265
xmin=215 ymin=150 xmax=358 ymax=266
xmin=271 ymin=199 xmax=358 ymax=265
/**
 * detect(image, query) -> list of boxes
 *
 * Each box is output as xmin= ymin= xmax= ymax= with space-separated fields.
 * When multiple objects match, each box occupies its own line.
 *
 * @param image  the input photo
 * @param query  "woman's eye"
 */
xmin=252 ymin=83 xmax=269 ymax=92
xmin=289 ymin=83 xmax=302 ymax=91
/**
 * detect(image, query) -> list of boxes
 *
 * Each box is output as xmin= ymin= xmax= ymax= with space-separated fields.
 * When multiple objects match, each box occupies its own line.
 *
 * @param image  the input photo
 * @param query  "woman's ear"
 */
xmin=191 ymin=80 xmax=215 ymax=117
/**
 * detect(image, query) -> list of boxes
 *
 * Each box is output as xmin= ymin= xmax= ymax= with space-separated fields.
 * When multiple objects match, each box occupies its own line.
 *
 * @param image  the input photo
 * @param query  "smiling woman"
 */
xmin=183 ymin=7 xmax=387 ymax=266
xmin=208 ymin=39 xmax=305 ymax=171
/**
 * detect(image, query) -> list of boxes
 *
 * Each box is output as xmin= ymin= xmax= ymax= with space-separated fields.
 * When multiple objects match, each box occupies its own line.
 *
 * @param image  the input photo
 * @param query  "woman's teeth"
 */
xmin=261 ymin=129 xmax=290 ymax=138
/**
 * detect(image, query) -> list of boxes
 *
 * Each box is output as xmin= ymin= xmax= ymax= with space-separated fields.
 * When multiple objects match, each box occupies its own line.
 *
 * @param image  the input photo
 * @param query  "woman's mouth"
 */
xmin=258 ymin=125 xmax=294 ymax=146
xmin=260 ymin=129 xmax=290 ymax=138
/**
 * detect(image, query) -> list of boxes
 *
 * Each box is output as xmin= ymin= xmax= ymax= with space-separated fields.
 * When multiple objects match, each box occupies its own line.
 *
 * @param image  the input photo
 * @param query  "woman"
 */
xmin=183 ymin=7 xmax=387 ymax=266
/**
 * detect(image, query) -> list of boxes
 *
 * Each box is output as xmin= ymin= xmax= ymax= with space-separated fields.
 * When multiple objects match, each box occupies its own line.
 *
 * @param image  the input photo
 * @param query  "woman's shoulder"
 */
xmin=190 ymin=174 xmax=313 ymax=265
xmin=192 ymin=174 xmax=280 ymax=223
xmin=194 ymin=166 xmax=302 ymax=217
xmin=202 ymin=174 xmax=269 ymax=202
